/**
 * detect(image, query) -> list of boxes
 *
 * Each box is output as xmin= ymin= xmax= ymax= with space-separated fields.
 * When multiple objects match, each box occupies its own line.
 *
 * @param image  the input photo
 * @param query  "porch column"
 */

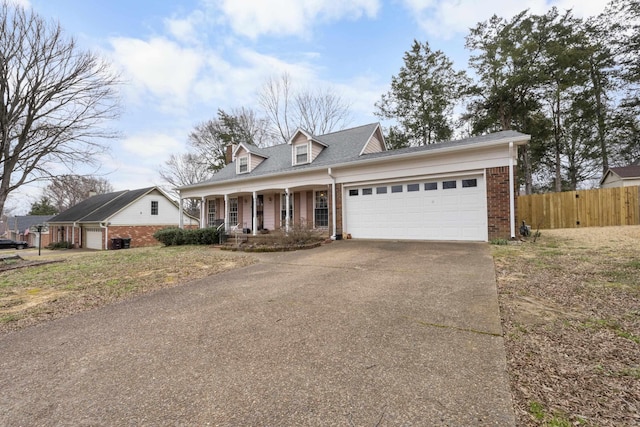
xmin=178 ymin=194 xmax=184 ymax=229
xmin=285 ymin=188 xmax=290 ymax=232
xmin=201 ymin=197 xmax=206 ymax=229
xmin=252 ymin=191 xmax=257 ymax=236
xmin=509 ymin=142 xmax=516 ymax=239
xmin=224 ymin=194 xmax=229 ymax=231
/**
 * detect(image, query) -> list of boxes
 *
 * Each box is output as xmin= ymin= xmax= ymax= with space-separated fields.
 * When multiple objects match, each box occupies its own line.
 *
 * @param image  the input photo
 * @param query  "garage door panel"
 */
xmin=86 ymin=229 xmax=102 ymax=250
xmin=345 ymin=175 xmax=487 ymax=241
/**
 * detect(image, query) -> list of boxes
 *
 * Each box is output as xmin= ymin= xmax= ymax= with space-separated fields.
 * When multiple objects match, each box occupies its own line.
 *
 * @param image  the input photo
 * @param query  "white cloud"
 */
xmin=9 ymin=0 xmax=30 ymax=8
xmin=401 ymin=0 xmax=611 ymax=39
xmin=109 ymin=36 xmax=205 ymax=107
xmin=164 ymin=10 xmax=208 ymax=44
xmin=120 ymin=132 xmax=184 ymax=159
xmin=217 ymin=0 xmax=381 ymax=39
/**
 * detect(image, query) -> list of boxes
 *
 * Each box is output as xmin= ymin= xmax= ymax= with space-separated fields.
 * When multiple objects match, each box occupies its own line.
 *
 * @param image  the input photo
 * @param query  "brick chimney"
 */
xmin=225 ymin=144 xmax=236 ymax=164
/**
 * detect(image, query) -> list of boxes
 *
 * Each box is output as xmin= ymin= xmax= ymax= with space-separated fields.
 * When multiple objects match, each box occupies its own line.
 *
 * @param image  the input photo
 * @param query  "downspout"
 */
xmin=509 ymin=142 xmax=516 ymax=239
xmin=328 ymin=168 xmax=337 ymax=240
xmin=201 ymin=196 xmax=206 ymax=229
xmin=178 ymin=192 xmax=184 ymax=229
xmin=100 ymin=222 xmax=109 ymax=250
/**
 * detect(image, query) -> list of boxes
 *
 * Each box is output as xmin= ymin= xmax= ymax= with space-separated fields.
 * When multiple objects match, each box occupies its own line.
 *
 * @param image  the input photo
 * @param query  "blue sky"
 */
xmin=10 ymin=0 xmax=610 ymax=213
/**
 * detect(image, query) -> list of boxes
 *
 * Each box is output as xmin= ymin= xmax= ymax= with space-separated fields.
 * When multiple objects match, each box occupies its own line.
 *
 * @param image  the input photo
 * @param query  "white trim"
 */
xmin=358 ymin=123 xmax=386 ymax=156
xmin=509 ymin=142 xmax=516 ymax=239
xmin=237 ymin=155 xmax=249 ymax=174
xmin=294 ymin=143 xmax=310 ymax=165
xmin=252 ymin=191 xmax=257 ymax=236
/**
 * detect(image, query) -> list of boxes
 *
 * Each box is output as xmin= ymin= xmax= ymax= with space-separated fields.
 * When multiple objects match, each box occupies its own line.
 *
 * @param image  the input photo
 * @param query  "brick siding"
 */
xmin=107 ymin=225 xmax=167 ymax=248
xmin=486 ymin=166 xmax=514 ymax=240
xmin=328 ymin=183 xmax=343 ymax=238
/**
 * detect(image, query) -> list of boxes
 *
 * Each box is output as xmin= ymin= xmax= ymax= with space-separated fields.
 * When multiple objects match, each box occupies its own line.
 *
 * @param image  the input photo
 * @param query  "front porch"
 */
xmin=181 ymin=185 xmax=341 ymax=238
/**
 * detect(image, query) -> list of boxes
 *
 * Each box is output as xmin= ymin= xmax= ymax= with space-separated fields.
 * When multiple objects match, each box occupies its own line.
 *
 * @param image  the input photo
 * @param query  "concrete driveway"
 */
xmin=0 ymin=241 xmax=514 ymax=426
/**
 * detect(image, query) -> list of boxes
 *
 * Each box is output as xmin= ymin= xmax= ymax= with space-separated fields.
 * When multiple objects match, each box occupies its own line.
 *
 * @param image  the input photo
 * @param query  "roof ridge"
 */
xmin=318 ymin=122 xmax=378 ymax=138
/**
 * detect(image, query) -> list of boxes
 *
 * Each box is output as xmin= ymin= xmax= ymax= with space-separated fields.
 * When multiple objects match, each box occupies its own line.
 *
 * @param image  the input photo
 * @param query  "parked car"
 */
xmin=0 ymin=239 xmax=29 ymax=250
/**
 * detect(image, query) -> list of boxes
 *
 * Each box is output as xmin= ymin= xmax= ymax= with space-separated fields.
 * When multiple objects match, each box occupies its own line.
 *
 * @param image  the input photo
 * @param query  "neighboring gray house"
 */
xmin=5 ymin=215 xmax=54 ymax=248
xmin=47 ymin=187 xmax=199 ymax=250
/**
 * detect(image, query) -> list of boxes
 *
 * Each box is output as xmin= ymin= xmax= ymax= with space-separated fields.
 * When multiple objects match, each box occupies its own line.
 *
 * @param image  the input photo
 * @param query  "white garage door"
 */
xmin=85 ymin=228 xmax=103 ymax=250
xmin=344 ymin=175 xmax=487 ymax=241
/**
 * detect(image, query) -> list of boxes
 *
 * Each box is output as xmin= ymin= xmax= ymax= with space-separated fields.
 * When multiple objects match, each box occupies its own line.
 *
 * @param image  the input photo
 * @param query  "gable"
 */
xmin=360 ymin=125 xmax=386 ymax=155
xmin=110 ymin=190 xmax=181 ymax=225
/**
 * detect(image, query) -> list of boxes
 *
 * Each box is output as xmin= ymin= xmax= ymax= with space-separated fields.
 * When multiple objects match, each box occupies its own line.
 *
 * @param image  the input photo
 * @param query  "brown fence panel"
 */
xmin=517 ymin=186 xmax=640 ymax=229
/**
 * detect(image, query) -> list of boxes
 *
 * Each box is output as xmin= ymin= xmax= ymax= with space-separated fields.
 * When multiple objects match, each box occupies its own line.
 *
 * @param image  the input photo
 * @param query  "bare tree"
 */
xmin=159 ymin=153 xmax=212 ymax=216
xmin=188 ymin=108 xmax=273 ymax=173
xmin=258 ymin=73 xmax=294 ymax=143
xmin=43 ymin=175 xmax=114 ymax=212
xmin=258 ymin=73 xmax=352 ymax=143
xmin=0 ymin=2 xmax=120 ymax=216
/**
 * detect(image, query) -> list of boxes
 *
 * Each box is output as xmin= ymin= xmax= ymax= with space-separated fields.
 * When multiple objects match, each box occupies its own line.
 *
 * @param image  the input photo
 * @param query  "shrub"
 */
xmin=47 ymin=241 xmax=73 ymax=250
xmin=153 ymin=227 xmax=219 ymax=246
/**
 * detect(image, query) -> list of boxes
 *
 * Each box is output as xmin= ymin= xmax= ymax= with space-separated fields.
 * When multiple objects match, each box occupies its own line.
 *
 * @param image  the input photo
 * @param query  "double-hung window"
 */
xmin=151 ymin=200 xmax=159 ymax=215
xmin=207 ymin=200 xmax=216 ymax=225
xmin=228 ymin=198 xmax=238 ymax=226
xmin=295 ymin=144 xmax=308 ymax=164
xmin=238 ymin=156 xmax=248 ymax=173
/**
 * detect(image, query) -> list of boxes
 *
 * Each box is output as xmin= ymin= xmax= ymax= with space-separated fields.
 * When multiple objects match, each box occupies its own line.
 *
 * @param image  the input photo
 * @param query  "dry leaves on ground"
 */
xmin=493 ymin=226 xmax=640 ymax=427
xmin=0 ymin=246 xmax=256 ymax=334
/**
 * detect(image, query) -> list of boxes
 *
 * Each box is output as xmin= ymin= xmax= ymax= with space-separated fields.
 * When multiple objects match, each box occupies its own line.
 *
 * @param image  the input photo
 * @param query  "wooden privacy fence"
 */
xmin=517 ymin=186 xmax=640 ymax=229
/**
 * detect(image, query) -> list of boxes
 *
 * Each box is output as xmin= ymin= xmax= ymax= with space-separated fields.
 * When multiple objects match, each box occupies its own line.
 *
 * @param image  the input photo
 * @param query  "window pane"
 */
xmin=229 ymin=198 xmax=238 ymax=226
xmin=443 ymin=180 xmax=457 ymax=189
xmin=391 ymin=185 xmax=403 ymax=193
xmin=362 ymin=188 xmax=372 ymax=195
xmin=295 ymin=145 xmax=308 ymax=164
xmin=314 ymin=191 xmax=328 ymax=227
xmin=462 ymin=179 xmax=478 ymax=188
xmin=407 ymin=183 xmax=419 ymax=192
xmin=208 ymin=200 xmax=216 ymax=225
xmin=424 ymin=182 xmax=437 ymax=191
xmin=349 ymin=189 xmax=358 ymax=196
xmin=376 ymin=186 xmax=387 ymax=194
xmin=239 ymin=157 xmax=248 ymax=173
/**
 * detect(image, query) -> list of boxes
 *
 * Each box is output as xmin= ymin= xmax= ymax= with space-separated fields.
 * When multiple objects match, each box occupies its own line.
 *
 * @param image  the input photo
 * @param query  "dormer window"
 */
xmin=238 ymin=156 xmax=248 ymax=173
xmin=295 ymin=144 xmax=308 ymax=165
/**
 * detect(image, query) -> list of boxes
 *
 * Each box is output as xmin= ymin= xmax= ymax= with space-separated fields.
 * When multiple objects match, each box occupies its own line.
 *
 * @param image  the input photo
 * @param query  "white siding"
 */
xmin=110 ymin=190 xmax=195 ymax=226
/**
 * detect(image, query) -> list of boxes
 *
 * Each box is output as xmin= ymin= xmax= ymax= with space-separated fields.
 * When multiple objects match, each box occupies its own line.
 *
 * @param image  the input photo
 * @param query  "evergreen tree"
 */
xmin=28 ymin=197 xmax=58 ymax=215
xmin=375 ymin=40 xmax=468 ymax=146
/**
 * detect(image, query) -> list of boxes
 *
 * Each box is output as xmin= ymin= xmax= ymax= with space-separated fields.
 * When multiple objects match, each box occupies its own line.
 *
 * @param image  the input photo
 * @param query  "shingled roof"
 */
xmin=6 ymin=215 xmax=55 ymax=232
xmin=180 ymin=124 xmax=529 ymax=190
xmin=48 ymin=187 xmax=156 ymax=223
xmin=608 ymin=165 xmax=640 ymax=178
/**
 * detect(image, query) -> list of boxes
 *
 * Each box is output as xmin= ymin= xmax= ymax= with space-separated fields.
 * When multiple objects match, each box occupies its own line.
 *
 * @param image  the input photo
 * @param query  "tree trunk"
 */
xmin=554 ymin=91 xmax=563 ymax=192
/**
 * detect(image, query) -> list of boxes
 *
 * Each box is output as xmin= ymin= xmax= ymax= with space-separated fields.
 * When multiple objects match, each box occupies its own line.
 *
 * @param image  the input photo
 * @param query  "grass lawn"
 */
xmin=493 ymin=226 xmax=640 ymax=427
xmin=0 ymin=246 xmax=256 ymax=333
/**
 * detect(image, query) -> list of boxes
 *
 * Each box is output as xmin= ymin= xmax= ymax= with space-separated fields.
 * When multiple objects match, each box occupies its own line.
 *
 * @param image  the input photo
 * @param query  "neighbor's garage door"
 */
xmin=85 ymin=228 xmax=103 ymax=250
xmin=344 ymin=175 xmax=487 ymax=241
